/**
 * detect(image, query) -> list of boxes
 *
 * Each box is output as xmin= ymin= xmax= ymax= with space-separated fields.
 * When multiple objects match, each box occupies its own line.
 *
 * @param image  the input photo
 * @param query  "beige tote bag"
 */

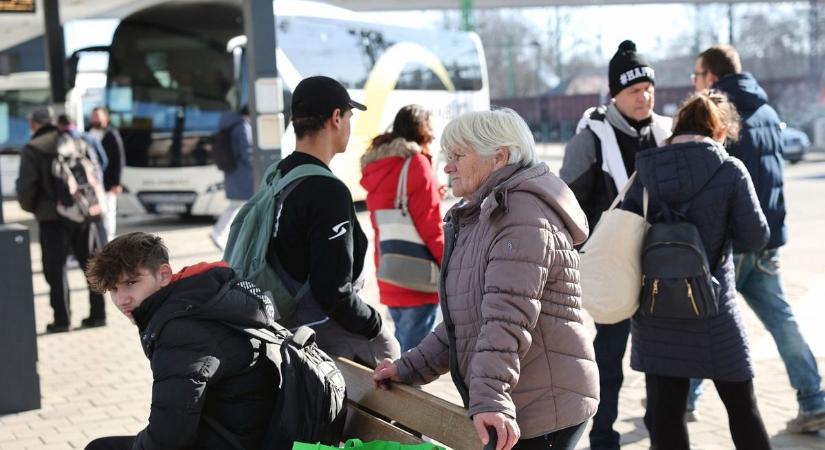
xmin=579 ymin=173 xmax=649 ymax=324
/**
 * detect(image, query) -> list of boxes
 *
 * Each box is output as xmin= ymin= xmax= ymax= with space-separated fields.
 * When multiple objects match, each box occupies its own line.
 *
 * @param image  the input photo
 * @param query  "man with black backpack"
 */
xmin=17 ymin=107 xmax=107 ymax=333
xmin=559 ymin=41 xmax=671 ymax=450
xmin=210 ymin=105 xmax=253 ymax=251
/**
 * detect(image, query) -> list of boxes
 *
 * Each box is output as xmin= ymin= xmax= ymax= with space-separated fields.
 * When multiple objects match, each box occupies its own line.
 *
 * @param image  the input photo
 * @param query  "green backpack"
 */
xmin=223 ymin=160 xmax=339 ymax=321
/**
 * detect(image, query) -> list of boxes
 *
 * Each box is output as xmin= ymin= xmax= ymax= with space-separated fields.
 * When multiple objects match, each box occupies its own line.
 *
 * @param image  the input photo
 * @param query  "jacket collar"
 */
xmin=132 ymin=261 xmax=229 ymax=331
xmin=450 ymin=163 xmax=523 ymax=223
xmin=447 ymin=162 xmax=589 ymax=245
xmin=669 ymin=134 xmax=717 ymax=146
xmin=360 ymin=137 xmax=422 ymax=167
xmin=636 ymin=138 xmax=729 ymax=204
xmin=26 ymin=125 xmax=61 ymax=155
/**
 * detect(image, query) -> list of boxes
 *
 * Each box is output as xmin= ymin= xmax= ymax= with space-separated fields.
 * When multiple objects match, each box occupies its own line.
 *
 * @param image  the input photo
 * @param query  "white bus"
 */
xmin=82 ymin=0 xmax=489 ymax=216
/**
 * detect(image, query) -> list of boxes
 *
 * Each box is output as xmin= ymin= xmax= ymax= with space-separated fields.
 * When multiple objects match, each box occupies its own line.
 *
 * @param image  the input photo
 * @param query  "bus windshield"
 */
xmin=106 ymin=2 xmax=241 ymax=167
xmin=108 ymin=23 xmax=234 ymax=133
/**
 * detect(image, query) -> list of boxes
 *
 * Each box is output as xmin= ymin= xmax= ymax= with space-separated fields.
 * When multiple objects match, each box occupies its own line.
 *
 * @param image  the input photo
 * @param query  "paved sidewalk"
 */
xmin=2 ymin=150 xmax=825 ymax=450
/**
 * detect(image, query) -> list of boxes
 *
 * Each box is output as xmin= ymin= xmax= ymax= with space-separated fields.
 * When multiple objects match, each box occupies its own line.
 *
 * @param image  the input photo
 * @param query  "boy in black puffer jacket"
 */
xmin=84 ymin=232 xmax=277 ymax=450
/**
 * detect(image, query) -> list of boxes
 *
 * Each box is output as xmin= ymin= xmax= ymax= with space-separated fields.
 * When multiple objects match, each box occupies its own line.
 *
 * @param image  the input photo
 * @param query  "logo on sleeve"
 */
xmin=328 ymin=221 xmax=349 ymax=240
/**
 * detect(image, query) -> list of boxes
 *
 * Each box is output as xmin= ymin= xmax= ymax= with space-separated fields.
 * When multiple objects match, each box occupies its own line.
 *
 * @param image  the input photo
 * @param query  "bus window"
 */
xmin=106 ymin=2 xmax=242 ymax=168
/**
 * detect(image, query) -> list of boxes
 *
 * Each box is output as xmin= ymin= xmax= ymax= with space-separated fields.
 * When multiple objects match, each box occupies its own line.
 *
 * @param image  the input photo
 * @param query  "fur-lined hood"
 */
xmin=360 ymin=137 xmax=422 ymax=168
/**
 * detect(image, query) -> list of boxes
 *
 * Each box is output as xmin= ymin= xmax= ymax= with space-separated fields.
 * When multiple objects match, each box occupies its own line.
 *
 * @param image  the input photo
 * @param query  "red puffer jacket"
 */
xmin=360 ymin=137 xmax=444 ymax=308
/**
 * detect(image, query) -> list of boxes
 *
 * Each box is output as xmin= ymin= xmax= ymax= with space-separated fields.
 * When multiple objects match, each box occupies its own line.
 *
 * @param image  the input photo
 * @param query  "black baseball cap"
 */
xmin=291 ymin=76 xmax=366 ymax=120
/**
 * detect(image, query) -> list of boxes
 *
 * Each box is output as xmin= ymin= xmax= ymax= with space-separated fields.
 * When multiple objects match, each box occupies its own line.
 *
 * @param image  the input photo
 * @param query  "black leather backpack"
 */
xmin=639 ymin=186 xmax=723 ymax=320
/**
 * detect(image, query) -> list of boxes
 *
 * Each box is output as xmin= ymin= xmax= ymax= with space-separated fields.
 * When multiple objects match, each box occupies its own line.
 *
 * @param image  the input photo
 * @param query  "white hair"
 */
xmin=440 ymin=108 xmax=537 ymax=167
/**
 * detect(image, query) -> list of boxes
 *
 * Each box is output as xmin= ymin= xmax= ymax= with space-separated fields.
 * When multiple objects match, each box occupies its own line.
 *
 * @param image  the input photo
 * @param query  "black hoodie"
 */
xmin=131 ymin=263 xmax=277 ymax=450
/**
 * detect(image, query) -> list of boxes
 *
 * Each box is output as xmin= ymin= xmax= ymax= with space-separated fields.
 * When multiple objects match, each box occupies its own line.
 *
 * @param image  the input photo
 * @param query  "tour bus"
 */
xmin=75 ymin=0 xmax=489 ymax=216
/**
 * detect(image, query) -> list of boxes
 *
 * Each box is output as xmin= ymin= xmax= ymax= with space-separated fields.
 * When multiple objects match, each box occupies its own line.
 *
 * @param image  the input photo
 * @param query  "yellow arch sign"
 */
xmin=353 ymin=41 xmax=456 ymax=142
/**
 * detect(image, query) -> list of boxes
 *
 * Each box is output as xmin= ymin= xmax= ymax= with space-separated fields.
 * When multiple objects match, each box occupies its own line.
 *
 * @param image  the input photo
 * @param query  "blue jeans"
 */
xmin=388 ymin=305 xmax=438 ymax=353
xmin=690 ymin=249 xmax=825 ymax=414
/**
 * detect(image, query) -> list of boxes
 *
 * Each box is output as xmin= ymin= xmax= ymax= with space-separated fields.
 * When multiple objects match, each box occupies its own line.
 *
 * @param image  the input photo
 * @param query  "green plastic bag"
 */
xmin=293 ymin=439 xmax=445 ymax=450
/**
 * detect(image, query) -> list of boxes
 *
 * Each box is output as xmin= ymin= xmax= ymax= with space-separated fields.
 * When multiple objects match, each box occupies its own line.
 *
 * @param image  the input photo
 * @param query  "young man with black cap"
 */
xmin=268 ymin=75 xmax=400 ymax=368
xmin=559 ymin=40 xmax=671 ymax=450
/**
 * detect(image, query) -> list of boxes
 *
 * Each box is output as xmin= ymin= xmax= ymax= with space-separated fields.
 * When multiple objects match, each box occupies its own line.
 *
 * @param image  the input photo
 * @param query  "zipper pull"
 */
xmin=685 ymin=280 xmax=700 ymax=316
xmin=650 ymin=279 xmax=659 ymax=313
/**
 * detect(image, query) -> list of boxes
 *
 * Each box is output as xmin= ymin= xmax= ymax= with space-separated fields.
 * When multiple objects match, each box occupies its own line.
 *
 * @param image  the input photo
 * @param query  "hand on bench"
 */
xmin=373 ymin=358 xmax=400 ymax=390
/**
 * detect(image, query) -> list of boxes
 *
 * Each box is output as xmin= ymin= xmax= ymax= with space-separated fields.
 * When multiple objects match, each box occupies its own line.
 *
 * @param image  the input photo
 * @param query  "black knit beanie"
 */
xmin=608 ymin=40 xmax=655 ymax=97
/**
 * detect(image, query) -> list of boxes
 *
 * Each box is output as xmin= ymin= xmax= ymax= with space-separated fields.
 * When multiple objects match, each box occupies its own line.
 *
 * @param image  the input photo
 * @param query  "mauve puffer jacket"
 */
xmin=396 ymin=162 xmax=600 ymax=438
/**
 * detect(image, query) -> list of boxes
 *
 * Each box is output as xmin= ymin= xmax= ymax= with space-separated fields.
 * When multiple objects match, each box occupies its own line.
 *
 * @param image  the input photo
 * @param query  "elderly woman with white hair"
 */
xmin=373 ymin=109 xmax=599 ymax=450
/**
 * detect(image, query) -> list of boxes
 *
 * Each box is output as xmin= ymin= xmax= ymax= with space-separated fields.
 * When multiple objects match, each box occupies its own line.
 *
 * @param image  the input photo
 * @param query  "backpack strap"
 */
xmin=269 ymin=162 xmax=339 ymax=295
xmin=270 ymin=163 xmax=338 ymax=193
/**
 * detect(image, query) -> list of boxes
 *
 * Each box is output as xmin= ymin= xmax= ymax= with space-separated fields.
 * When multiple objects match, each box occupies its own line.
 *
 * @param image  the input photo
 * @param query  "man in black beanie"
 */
xmin=560 ymin=40 xmax=672 ymax=450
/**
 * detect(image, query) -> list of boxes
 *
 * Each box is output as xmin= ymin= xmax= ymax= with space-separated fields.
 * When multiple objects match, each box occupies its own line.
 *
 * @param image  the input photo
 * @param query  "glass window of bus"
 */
xmin=109 ymin=23 xmax=232 ymax=132
xmin=107 ymin=5 xmax=241 ymax=168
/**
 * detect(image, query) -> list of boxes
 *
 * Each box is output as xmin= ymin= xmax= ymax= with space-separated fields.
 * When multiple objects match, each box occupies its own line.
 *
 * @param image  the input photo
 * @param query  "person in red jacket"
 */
xmin=360 ymin=105 xmax=445 ymax=352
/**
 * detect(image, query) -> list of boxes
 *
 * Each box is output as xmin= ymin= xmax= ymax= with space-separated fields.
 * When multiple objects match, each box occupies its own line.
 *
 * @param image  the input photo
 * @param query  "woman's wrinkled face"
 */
xmin=444 ymin=145 xmax=507 ymax=200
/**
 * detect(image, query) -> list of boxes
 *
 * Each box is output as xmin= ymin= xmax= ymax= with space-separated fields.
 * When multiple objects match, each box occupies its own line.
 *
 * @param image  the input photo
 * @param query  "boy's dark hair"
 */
xmin=699 ymin=45 xmax=742 ymax=79
xmin=86 ymin=232 xmax=170 ymax=293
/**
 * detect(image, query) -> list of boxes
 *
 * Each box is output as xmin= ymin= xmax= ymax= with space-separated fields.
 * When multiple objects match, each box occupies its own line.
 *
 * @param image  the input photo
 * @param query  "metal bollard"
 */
xmin=0 ymin=224 xmax=41 ymax=413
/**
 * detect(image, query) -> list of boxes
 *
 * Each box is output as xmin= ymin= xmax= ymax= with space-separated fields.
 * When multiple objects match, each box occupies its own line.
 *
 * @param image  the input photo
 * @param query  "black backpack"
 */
xmin=639 ymin=188 xmax=722 ymax=320
xmin=212 ymin=124 xmax=238 ymax=172
xmin=213 ymin=280 xmax=347 ymax=450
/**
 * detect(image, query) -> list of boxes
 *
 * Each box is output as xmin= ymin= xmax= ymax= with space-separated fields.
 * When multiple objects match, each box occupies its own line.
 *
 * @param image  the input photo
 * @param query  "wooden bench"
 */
xmin=335 ymin=357 xmax=482 ymax=450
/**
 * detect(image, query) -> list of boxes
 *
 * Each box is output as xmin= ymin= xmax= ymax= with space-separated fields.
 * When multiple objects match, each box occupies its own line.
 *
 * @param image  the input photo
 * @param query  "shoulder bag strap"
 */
xmin=394 ymin=157 xmax=413 ymax=214
xmin=643 ymin=188 xmax=649 ymax=221
xmin=607 ymin=171 xmax=638 ymax=211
